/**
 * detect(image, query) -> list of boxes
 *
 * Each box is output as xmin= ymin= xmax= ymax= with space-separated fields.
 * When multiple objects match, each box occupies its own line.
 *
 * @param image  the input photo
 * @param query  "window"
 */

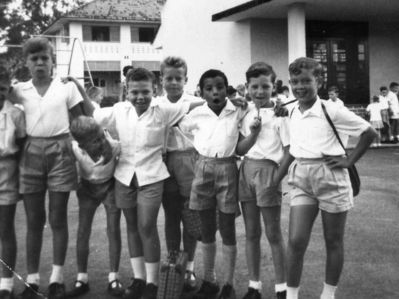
xmin=138 ymin=27 xmax=157 ymax=42
xmin=83 ymin=25 xmax=120 ymax=42
xmin=92 ymin=26 xmax=110 ymax=41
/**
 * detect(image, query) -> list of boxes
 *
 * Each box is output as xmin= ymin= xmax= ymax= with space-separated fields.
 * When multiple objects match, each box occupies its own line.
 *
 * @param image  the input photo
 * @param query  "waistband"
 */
xmin=243 ymin=156 xmax=278 ymax=166
xmin=27 ymin=133 xmax=71 ymax=141
xmin=295 ymin=157 xmax=326 ymax=164
xmin=167 ymin=148 xmax=197 ymax=156
xmin=198 ymin=154 xmax=236 ymax=163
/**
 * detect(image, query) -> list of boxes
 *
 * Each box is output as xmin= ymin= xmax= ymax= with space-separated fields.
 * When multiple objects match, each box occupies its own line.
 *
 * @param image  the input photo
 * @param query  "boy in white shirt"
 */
xmin=236 ymin=62 xmax=289 ymax=299
xmin=379 ymin=86 xmax=391 ymax=142
xmin=179 ymin=69 xmax=247 ymax=299
xmin=327 ymin=86 xmax=344 ymax=107
xmin=366 ymin=96 xmax=383 ymax=146
xmin=388 ymin=82 xmax=399 ymax=143
xmin=276 ymin=57 xmax=377 ymax=299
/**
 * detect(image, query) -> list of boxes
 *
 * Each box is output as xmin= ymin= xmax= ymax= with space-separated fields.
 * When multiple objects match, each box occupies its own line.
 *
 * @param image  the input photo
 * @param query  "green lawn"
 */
xmin=8 ymin=148 xmax=399 ymax=298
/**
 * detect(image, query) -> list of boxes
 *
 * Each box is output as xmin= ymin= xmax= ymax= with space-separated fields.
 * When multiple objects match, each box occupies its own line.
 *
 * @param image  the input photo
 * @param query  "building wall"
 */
xmin=250 ymin=19 xmax=289 ymax=85
xmin=156 ymin=0 xmax=251 ymax=92
xmin=369 ymin=22 xmax=399 ymax=97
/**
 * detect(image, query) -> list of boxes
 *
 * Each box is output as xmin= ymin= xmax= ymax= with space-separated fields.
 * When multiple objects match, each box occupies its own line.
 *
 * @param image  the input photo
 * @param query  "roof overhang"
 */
xmin=212 ymin=0 xmax=399 ymax=22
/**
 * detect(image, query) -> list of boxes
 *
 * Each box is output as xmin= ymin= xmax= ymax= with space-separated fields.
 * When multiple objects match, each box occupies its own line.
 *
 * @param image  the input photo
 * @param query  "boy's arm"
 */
xmin=272 ymin=146 xmax=294 ymax=185
xmin=235 ymin=117 xmax=261 ymax=156
xmin=62 ymin=76 xmax=95 ymax=116
xmin=187 ymin=99 xmax=205 ymax=112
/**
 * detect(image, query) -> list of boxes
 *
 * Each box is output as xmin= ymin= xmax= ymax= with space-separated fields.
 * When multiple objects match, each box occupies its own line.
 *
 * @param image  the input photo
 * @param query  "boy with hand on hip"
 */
xmin=236 ymin=62 xmax=288 ymax=299
xmin=178 ymin=69 xmax=247 ymax=299
xmin=0 ymin=66 xmax=26 ymax=299
xmin=276 ymin=57 xmax=376 ymax=299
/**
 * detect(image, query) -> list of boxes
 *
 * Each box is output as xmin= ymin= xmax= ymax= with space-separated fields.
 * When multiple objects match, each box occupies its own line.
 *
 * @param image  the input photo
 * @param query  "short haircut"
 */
xmin=0 ymin=65 xmax=11 ymax=84
xmin=160 ymin=56 xmax=188 ymax=76
xmin=246 ymin=62 xmax=276 ymax=83
xmin=198 ymin=69 xmax=228 ymax=91
xmin=372 ymin=95 xmax=379 ymax=102
xmin=328 ymin=86 xmax=339 ymax=93
xmin=227 ymin=85 xmax=237 ymax=96
xmin=389 ymin=82 xmax=399 ymax=89
xmin=123 ymin=65 xmax=133 ymax=77
xmin=282 ymin=85 xmax=289 ymax=92
xmin=86 ymin=86 xmax=103 ymax=100
xmin=70 ymin=116 xmax=101 ymax=144
xmin=289 ymin=57 xmax=323 ymax=79
xmin=380 ymin=86 xmax=388 ymax=92
xmin=22 ymin=37 xmax=54 ymax=58
xmin=126 ymin=67 xmax=155 ymax=84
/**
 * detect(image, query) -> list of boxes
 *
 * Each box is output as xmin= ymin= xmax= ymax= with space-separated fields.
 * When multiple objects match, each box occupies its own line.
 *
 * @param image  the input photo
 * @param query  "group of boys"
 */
xmin=377 ymin=83 xmax=399 ymax=143
xmin=0 ymin=36 xmax=377 ymax=299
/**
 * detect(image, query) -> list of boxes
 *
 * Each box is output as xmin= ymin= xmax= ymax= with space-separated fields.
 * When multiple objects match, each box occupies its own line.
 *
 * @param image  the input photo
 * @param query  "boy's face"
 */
xmin=246 ymin=74 xmax=274 ymax=107
xmin=126 ymin=80 xmax=153 ymax=114
xmin=381 ymin=89 xmax=388 ymax=97
xmin=161 ymin=67 xmax=187 ymax=99
xmin=202 ymin=76 xmax=227 ymax=111
xmin=79 ymin=128 xmax=112 ymax=161
xmin=391 ymin=85 xmax=399 ymax=94
xmin=0 ymin=79 xmax=11 ymax=103
xmin=26 ymin=49 xmax=53 ymax=79
xmin=289 ymin=69 xmax=321 ymax=104
xmin=328 ymin=91 xmax=338 ymax=100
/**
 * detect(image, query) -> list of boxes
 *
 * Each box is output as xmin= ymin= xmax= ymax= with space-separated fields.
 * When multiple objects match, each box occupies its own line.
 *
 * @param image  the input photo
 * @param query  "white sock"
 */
xmin=77 ymin=273 xmax=88 ymax=283
xmin=320 ymin=282 xmax=337 ymax=299
xmin=186 ymin=261 xmax=194 ymax=272
xmin=0 ymin=277 xmax=14 ymax=292
xmin=275 ymin=282 xmax=287 ymax=293
xmin=49 ymin=265 xmax=64 ymax=284
xmin=287 ymin=286 xmax=299 ymax=299
xmin=27 ymin=273 xmax=40 ymax=285
xmin=130 ymin=257 xmax=146 ymax=280
xmin=249 ymin=280 xmax=262 ymax=290
xmin=145 ymin=262 xmax=159 ymax=286
xmin=108 ymin=272 xmax=119 ymax=282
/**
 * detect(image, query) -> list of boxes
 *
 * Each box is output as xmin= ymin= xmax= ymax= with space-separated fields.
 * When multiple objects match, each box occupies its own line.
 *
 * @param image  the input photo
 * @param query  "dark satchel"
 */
xmin=321 ymin=104 xmax=361 ymax=196
xmin=157 ymin=251 xmax=188 ymax=299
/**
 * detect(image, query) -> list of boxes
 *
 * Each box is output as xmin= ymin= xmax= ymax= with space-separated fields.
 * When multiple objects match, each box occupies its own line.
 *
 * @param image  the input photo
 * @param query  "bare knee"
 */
xmin=265 ymin=227 xmax=283 ymax=245
xmin=289 ymin=235 xmax=309 ymax=254
xmin=27 ymin=212 xmax=46 ymax=231
xmin=139 ymin=220 xmax=157 ymax=239
xmin=246 ymin=226 xmax=261 ymax=243
xmin=49 ymin=213 xmax=67 ymax=231
xmin=325 ymin=234 xmax=344 ymax=251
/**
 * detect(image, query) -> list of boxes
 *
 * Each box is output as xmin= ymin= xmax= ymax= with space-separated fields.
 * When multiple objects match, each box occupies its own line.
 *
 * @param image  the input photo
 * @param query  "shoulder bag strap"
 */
xmin=321 ymin=103 xmax=347 ymax=155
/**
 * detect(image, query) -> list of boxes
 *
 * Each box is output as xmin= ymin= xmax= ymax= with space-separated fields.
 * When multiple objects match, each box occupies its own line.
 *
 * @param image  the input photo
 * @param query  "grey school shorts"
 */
xmin=163 ymin=149 xmax=198 ymax=199
xmin=238 ymin=157 xmax=282 ymax=207
xmin=288 ymin=158 xmax=353 ymax=213
xmin=19 ymin=134 xmax=78 ymax=194
xmin=189 ymin=155 xmax=238 ymax=214
xmin=77 ymin=178 xmax=118 ymax=211
xmin=0 ymin=157 xmax=19 ymax=205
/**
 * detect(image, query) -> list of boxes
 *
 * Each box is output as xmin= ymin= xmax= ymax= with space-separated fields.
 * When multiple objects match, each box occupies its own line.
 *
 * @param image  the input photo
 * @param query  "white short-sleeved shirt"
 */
xmin=72 ymin=131 xmax=121 ymax=183
xmin=326 ymin=98 xmax=344 ymax=107
xmin=11 ymin=78 xmax=83 ymax=137
xmin=93 ymin=100 xmax=189 ymax=186
xmin=379 ymin=95 xmax=389 ymax=110
xmin=289 ymin=98 xmax=370 ymax=158
xmin=240 ymin=103 xmax=289 ymax=164
xmin=157 ymin=93 xmax=201 ymax=152
xmin=366 ymin=103 xmax=383 ymax=122
xmin=179 ymin=100 xmax=247 ymax=158
xmin=388 ymin=91 xmax=399 ymax=119
xmin=0 ymin=100 xmax=26 ymax=157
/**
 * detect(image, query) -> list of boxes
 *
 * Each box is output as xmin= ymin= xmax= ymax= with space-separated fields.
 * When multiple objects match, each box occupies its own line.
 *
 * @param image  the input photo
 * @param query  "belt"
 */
xmin=27 ymin=133 xmax=71 ymax=141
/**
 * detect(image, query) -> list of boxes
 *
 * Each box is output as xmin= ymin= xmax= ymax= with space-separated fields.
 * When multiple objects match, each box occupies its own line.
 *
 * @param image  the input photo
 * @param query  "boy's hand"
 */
xmin=230 ymin=96 xmax=248 ymax=109
xmin=249 ymin=116 xmax=262 ymax=135
xmin=61 ymin=76 xmax=76 ymax=84
xmin=274 ymin=102 xmax=288 ymax=117
xmin=323 ymin=155 xmax=351 ymax=168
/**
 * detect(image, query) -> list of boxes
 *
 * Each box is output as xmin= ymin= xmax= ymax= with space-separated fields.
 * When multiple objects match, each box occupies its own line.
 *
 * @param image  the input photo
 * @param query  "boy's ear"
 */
xmin=185 ymin=76 xmax=188 ymax=84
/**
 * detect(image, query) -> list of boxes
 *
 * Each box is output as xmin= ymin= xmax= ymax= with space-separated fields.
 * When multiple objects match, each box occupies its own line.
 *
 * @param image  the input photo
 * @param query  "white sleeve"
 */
xmin=67 ymin=82 xmax=84 ymax=109
xmin=93 ymin=107 xmax=116 ymax=132
xmin=333 ymin=106 xmax=370 ymax=137
xmin=159 ymin=102 xmax=189 ymax=127
xmin=278 ymin=117 xmax=290 ymax=146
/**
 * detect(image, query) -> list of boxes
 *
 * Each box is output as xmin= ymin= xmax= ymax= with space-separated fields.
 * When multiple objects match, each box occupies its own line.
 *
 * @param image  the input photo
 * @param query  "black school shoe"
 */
xmin=242 ymin=287 xmax=261 ymax=299
xmin=66 ymin=281 xmax=89 ymax=298
xmin=123 ymin=278 xmax=146 ymax=299
xmin=48 ymin=283 xmax=66 ymax=299
xmin=141 ymin=284 xmax=157 ymax=299
xmin=0 ymin=290 xmax=14 ymax=299
xmin=107 ymin=280 xmax=124 ymax=297
xmin=17 ymin=284 xmax=40 ymax=299
xmin=193 ymin=281 xmax=220 ymax=299
xmin=183 ymin=270 xmax=197 ymax=292
xmin=276 ymin=291 xmax=287 ymax=299
xmin=218 ymin=284 xmax=236 ymax=299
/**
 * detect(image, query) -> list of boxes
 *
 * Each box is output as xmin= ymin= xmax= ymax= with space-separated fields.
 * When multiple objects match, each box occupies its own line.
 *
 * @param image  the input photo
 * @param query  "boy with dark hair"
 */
xmin=0 ymin=65 xmax=26 ymax=299
xmin=275 ymin=57 xmax=377 ymax=299
xmin=327 ymin=86 xmax=344 ymax=107
xmin=179 ymin=69 xmax=247 ymax=299
xmin=236 ymin=62 xmax=288 ymax=299
xmin=120 ymin=65 xmax=134 ymax=102
xmin=379 ymin=86 xmax=391 ymax=142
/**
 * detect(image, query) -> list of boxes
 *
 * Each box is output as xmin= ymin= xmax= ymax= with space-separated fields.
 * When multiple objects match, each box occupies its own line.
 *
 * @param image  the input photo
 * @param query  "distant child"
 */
xmin=278 ymin=57 xmax=377 ymax=299
xmin=227 ymin=86 xmax=237 ymax=100
xmin=93 ymin=67 xmax=202 ymax=299
xmin=388 ymin=82 xmax=399 ymax=143
xmin=327 ymin=86 xmax=344 ymax=107
xmin=157 ymin=56 xmax=202 ymax=290
xmin=87 ymin=86 xmax=104 ymax=109
xmin=366 ymin=96 xmax=383 ymax=146
xmin=379 ymin=86 xmax=391 ymax=142
xmin=0 ymin=66 xmax=26 ymax=299
xmin=179 ymin=69 xmax=247 ymax=299
xmin=236 ymin=62 xmax=288 ymax=299
xmin=120 ymin=65 xmax=133 ymax=102
xmin=67 ymin=116 xmax=123 ymax=298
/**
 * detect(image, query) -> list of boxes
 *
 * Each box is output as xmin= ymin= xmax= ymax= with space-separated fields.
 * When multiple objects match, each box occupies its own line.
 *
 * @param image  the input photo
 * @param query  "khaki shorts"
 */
xmin=114 ymin=178 xmax=163 ymax=210
xmin=288 ymin=158 xmax=353 ymax=213
xmin=0 ymin=157 xmax=19 ymax=205
xmin=19 ymin=134 xmax=78 ymax=194
xmin=164 ymin=149 xmax=197 ymax=198
xmin=239 ymin=158 xmax=282 ymax=207
xmin=77 ymin=178 xmax=118 ymax=211
xmin=189 ymin=155 xmax=238 ymax=214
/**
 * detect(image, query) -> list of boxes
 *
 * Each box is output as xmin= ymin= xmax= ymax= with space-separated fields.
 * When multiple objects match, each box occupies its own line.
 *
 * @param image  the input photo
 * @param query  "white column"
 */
xmin=68 ymin=22 xmax=84 ymax=85
xmin=120 ymin=24 xmax=131 ymax=82
xmin=287 ymin=3 xmax=306 ymax=63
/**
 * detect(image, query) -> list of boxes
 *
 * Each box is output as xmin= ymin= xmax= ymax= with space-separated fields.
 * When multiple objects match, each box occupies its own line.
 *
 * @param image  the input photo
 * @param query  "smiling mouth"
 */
xmin=213 ymin=99 xmax=221 ymax=104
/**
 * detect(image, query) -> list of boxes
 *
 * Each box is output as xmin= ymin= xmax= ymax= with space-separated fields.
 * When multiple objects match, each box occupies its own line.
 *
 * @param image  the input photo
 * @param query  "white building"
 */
xmin=44 ymin=0 xmax=164 ymax=99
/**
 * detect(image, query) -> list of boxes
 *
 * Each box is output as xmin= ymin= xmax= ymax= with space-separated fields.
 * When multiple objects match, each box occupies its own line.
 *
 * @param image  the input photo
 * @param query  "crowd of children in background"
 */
xmin=0 ymin=36 xmax=380 ymax=299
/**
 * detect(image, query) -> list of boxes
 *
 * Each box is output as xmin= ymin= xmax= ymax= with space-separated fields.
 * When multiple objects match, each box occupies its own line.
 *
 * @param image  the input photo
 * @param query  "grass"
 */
xmin=7 ymin=148 xmax=399 ymax=298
